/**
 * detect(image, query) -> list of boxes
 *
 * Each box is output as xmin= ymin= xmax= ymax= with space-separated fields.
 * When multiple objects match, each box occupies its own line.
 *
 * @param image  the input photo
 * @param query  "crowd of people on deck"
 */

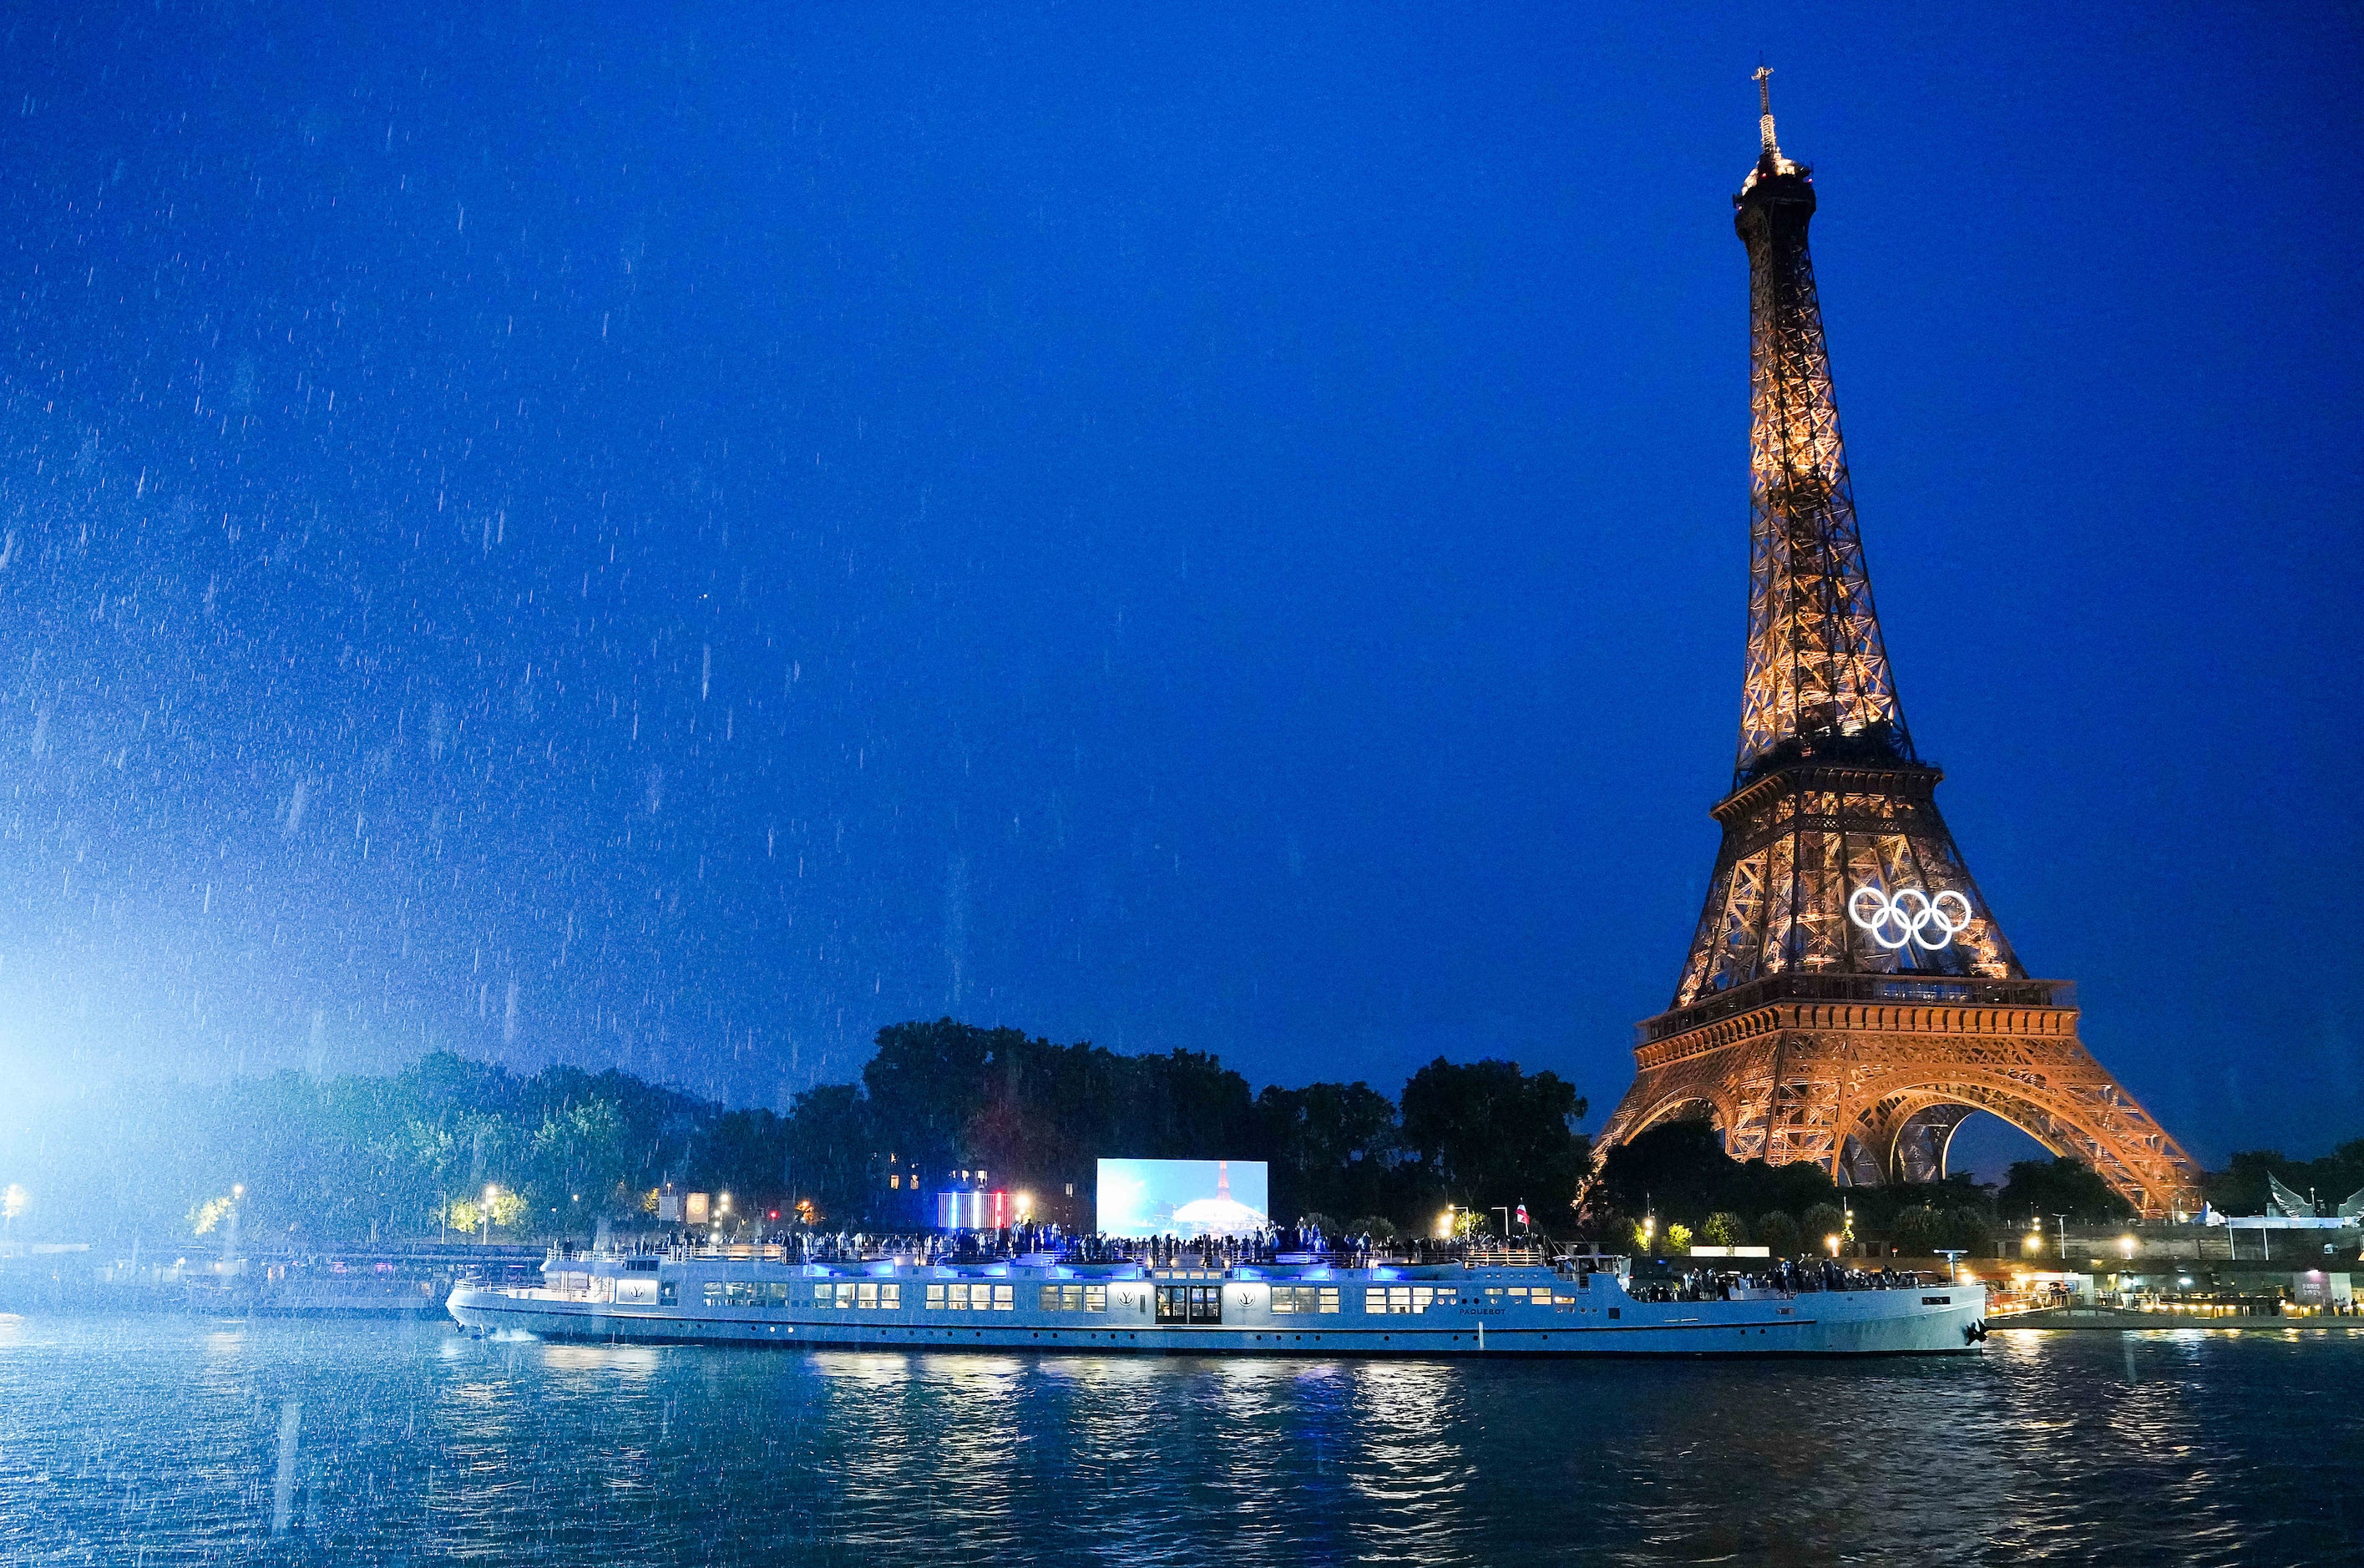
xmin=1628 ymin=1258 xmax=1929 ymax=1302
xmin=567 ymin=1222 xmax=1929 ymax=1293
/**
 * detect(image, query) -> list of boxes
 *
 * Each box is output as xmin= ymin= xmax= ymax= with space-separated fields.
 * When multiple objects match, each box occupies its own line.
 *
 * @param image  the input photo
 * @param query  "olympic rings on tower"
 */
xmin=1846 ymin=884 xmax=1972 ymax=951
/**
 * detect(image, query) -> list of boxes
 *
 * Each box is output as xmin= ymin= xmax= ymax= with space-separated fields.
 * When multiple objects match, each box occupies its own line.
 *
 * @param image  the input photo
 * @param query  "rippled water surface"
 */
xmin=4 ymin=1314 xmax=2361 ymax=1565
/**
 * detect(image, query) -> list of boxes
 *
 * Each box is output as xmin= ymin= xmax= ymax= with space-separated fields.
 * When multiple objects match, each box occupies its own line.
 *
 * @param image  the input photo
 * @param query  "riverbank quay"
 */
xmin=1997 ymin=1304 xmax=2364 ymax=1333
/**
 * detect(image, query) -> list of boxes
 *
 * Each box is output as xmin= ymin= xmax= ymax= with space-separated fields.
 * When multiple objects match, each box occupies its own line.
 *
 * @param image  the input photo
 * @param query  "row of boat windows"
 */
xmin=686 ymin=1279 xmax=1591 ymax=1313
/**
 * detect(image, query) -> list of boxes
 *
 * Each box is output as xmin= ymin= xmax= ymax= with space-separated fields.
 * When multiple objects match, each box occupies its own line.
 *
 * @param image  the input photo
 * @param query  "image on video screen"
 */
xmin=1095 ymin=1158 xmax=1270 ymax=1238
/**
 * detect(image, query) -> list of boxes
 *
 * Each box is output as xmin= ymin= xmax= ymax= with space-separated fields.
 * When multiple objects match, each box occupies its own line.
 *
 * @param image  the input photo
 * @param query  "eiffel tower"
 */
xmin=1595 ymin=72 xmax=2199 ymax=1216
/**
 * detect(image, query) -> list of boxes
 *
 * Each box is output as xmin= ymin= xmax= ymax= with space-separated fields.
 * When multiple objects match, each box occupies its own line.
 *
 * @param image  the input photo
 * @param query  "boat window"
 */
xmin=880 ymin=1283 xmax=901 ymax=1308
xmin=1364 ymin=1286 xmax=1450 ymax=1315
xmin=993 ymin=1285 xmax=1015 ymax=1310
xmin=659 ymin=1282 xmax=676 ymax=1306
xmin=857 ymin=1282 xmax=879 ymax=1309
xmin=1085 ymin=1286 xmax=1106 ymax=1313
xmin=1270 ymin=1286 xmax=1340 ymax=1315
xmin=925 ymin=1284 xmax=946 ymax=1309
xmin=948 ymin=1283 xmax=971 ymax=1309
xmin=835 ymin=1282 xmax=858 ymax=1309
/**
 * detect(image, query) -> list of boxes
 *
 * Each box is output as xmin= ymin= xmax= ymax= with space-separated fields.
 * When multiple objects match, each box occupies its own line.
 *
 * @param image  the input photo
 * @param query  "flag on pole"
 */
xmin=1515 ymin=1202 xmax=1530 ymax=1228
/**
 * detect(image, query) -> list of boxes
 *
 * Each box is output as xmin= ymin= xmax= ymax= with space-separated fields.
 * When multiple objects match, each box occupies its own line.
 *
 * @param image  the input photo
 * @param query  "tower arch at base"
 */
xmin=1840 ymin=1080 xmax=2168 ymax=1209
xmin=1598 ymin=977 xmax=2203 ymax=1218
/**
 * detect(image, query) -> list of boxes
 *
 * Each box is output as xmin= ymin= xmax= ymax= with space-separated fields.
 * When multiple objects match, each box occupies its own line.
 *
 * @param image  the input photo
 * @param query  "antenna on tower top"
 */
xmin=1754 ymin=64 xmax=1781 ymax=159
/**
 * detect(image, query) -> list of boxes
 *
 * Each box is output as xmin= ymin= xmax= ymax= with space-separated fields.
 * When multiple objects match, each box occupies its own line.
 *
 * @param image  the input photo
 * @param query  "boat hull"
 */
xmin=448 ymin=1282 xmax=1985 ymax=1358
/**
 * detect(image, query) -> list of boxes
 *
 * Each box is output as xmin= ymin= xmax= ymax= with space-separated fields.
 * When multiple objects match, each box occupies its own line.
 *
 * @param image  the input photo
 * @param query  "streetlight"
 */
xmin=1825 ymin=1233 xmax=1841 ymax=1257
xmin=482 ymin=1185 xmax=499 ymax=1248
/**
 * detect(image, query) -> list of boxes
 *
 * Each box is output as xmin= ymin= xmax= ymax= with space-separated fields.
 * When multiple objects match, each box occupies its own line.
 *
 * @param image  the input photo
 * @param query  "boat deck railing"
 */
xmin=528 ymin=1237 xmax=1571 ymax=1273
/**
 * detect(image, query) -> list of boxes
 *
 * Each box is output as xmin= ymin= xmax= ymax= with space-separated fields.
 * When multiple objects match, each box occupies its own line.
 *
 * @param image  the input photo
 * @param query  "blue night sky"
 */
xmin=1 ymin=4 xmax=2357 ymax=1171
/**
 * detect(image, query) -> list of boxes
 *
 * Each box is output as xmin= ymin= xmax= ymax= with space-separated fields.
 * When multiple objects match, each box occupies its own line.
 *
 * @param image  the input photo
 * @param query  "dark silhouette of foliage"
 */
xmin=9 ymin=1020 xmax=1545 ymax=1242
xmin=1398 ymin=1057 xmax=1589 ymax=1226
xmin=1997 ymin=1156 xmax=2134 ymax=1225
xmin=1255 ymin=1080 xmax=1399 ymax=1223
xmin=1592 ymin=1119 xmax=1840 ymax=1230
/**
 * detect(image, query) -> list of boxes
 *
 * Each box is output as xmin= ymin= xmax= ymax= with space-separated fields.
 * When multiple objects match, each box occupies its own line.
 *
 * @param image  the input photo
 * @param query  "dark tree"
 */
xmin=1256 ymin=1080 xmax=1399 ymax=1223
xmin=783 ymin=1084 xmax=875 ymax=1225
xmin=1997 ymin=1156 xmax=2134 ymax=1225
xmin=860 ymin=1019 xmax=1006 ymax=1176
xmin=1399 ymin=1058 xmax=1587 ymax=1227
xmin=1592 ymin=1119 xmax=1841 ymax=1232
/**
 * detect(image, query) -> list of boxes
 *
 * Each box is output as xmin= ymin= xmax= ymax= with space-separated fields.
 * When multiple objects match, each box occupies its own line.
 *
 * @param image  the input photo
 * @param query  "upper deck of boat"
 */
xmin=535 ymin=1243 xmax=1580 ymax=1285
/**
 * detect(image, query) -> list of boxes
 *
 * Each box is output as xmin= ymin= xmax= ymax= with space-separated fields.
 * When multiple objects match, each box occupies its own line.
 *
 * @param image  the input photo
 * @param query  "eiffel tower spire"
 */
xmin=1733 ymin=66 xmax=1904 ymax=780
xmin=1592 ymin=77 xmax=2199 ymax=1216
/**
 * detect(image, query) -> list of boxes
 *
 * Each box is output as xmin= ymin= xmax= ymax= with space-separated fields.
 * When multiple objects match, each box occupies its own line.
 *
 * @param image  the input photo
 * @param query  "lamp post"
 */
xmin=482 ymin=1185 xmax=498 ymax=1249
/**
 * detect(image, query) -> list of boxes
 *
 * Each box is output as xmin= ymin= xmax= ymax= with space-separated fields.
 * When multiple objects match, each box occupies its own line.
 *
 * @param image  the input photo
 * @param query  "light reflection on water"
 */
xmin=1 ymin=1318 xmax=2358 ymax=1565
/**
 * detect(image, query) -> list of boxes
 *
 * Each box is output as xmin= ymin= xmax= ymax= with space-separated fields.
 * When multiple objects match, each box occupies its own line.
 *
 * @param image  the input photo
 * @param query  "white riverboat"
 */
xmin=447 ymin=1248 xmax=1986 ymax=1356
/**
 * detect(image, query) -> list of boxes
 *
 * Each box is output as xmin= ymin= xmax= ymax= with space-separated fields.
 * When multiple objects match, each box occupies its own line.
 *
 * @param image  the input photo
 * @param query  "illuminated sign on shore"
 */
xmin=1096 ymin=1159 xmax=1268 ymax=1238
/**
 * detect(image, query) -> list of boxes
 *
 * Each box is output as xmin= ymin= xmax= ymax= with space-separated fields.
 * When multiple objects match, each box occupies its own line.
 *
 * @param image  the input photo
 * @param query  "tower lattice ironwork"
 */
xmin=1595 ymin=73 xmax=2199 ymax=1216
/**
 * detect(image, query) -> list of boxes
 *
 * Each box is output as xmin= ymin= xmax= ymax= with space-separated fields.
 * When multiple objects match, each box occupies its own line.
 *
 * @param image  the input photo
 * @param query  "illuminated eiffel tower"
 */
xmin=1595 ymin=72 xmax=2199 ymax=1216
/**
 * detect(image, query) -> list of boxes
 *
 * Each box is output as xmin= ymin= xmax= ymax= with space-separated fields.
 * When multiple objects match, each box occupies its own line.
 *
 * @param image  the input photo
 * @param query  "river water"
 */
xmin=3 ymin=1313 xmax=2359 ymax=1565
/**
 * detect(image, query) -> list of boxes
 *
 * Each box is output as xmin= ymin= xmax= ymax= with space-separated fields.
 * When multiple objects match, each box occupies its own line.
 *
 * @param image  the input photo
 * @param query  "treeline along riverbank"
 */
xmin=0 ymin=1019 xmax=1588 ymax=1248
xmin=6 ymin=1016 xmax=2352 ymax=1257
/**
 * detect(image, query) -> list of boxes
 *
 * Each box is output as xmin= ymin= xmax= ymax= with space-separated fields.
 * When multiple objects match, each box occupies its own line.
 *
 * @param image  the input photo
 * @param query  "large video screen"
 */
xmin=1096 ymin=1159 xmax=1269 ymax=1238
